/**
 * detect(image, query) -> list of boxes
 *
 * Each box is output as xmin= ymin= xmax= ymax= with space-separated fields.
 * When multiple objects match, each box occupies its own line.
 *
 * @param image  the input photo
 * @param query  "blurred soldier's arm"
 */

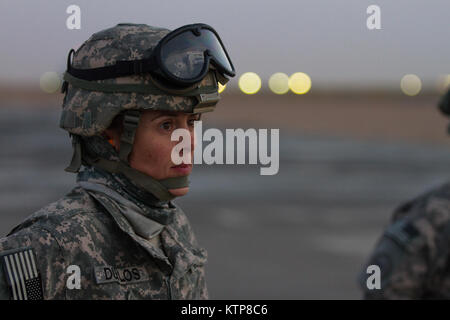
xmin=197 ymin=265 xmax=209 ymax=299
xmin=359 ymin=185 xmax=450 ymax=299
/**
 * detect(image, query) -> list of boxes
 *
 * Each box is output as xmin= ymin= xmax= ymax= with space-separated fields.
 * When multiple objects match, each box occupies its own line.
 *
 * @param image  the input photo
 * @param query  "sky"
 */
xmin=0 ymin=0 xmax=448 ymax=90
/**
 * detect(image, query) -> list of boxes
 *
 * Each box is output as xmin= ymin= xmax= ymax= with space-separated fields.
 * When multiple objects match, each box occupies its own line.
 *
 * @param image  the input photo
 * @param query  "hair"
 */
xmin=108 ymin=113 xmax=124 ymax=134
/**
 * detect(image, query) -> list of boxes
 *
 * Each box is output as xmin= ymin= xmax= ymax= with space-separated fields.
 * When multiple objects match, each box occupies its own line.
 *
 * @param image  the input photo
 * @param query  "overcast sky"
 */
xmin=0 ymin=0 xmax=448 ymax=89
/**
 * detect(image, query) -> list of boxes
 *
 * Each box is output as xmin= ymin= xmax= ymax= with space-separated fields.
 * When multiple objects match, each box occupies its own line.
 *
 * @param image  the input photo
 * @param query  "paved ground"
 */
xmin=1 ymin=95 xmax=449 ymax=299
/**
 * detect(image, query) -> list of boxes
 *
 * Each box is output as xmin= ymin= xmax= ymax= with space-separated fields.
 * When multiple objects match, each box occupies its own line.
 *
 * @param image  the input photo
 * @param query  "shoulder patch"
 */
xmin=0 ymin=247 xmax=44 ymax=300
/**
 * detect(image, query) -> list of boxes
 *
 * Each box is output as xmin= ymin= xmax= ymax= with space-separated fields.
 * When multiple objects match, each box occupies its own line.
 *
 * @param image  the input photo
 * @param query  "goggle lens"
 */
xmin=160 ymin=28 xmax=233 ymax=81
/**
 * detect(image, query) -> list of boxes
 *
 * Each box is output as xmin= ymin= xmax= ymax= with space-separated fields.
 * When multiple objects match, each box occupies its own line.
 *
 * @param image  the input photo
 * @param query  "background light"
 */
xmin=268 ymin=72 xmax=289 ymax=94
xmin=39 ymin=72 xmax=61 ymax=94
xmin=437 ymin=74 xmax=450 ymax=93
xmin=289 ymin=72 xmax=312 ymax=94
xmin=218 ymin=82 xmax=226 ymax=93
xmin=238 ymin=72 xmax=262 ymax=94
xmin=400 ymin=74 xmax=422 ymax=96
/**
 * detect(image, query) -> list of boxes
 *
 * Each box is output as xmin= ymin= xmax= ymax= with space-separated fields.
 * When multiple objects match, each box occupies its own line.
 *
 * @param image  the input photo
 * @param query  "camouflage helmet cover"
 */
xmin=438 ymin=89 xmax=450 ymax=117
xmin=60 ymin=23 xmax=217 ymax=137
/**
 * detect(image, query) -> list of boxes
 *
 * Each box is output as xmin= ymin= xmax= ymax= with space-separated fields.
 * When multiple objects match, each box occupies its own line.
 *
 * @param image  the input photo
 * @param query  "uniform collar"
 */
xmin=77 ymin=165 xmax=174 ymax=225
xmin=78 ymin=174 xmax=206 ymax=279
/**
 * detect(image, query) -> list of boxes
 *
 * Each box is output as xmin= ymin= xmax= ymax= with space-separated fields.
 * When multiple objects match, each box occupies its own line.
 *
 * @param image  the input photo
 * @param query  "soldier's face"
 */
xmin=128 ymin=110 xmax=199 ymax=197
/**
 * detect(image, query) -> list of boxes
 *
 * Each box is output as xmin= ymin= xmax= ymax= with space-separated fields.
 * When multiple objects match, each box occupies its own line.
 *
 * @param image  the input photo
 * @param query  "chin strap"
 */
xmin=119 ymin=110 xmax=140 ymax=163
xmin=64 ymin=111 xmax=190 ymax=202
xmin=82 ymin=155 xmax=188 ymax=201
xmin=65 ymin=134 xmax=83 ymax=173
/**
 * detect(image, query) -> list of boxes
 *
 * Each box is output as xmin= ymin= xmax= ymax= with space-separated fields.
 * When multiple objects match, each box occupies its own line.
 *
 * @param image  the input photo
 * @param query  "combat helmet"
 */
xmin=59 ymin=23 xmax=235 ymax=201
xmin=438 ymin=89 xmax=450 ymax=117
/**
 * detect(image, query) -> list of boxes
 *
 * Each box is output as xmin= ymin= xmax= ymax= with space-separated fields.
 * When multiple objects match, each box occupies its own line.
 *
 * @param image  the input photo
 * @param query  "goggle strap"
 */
xmin=67 ymin=58 xmax=156 ymax=81
xmin=64 ymin=72 xmax=168 ymax=95
xmin=63 ymin=72 xmax=218 ymax=97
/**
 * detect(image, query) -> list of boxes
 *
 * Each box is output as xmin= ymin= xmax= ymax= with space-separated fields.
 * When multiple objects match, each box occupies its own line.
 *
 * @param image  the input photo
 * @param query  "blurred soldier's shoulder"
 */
xmin=359 ymin=181 xmax=450 ymax=299
xmin=392 ymin=181 xmax=450 ymax=227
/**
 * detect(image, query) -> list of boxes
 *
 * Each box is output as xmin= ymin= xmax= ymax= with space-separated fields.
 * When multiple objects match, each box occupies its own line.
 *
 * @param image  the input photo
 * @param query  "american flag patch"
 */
xmin=1 ymin=248 xmax=44 ymax=300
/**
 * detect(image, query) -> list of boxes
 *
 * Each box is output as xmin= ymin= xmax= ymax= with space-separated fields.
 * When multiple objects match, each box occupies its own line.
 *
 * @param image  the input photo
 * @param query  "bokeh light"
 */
xmin=437 ymin=74 xmax=450 ymax=93
xmin=268 ymin=72 xmax=289 ymax=94
xmin=40 ymin=72 xmax=61 ymax=93
xmin=218 ymin=82 xmax=226 ymax=93
xmin=238 ymin=72 xmax=261 ymax=94
xmin=400 ymin=74 xmax=422 ymax=96
xmin=288 ymin=72 xmax=312 ymax=94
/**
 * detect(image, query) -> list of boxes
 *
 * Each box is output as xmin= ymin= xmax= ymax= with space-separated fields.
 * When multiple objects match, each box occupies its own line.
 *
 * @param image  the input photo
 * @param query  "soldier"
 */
xmin=359 ymin=89 xmax=450 ymax=299
xmin=0 ymin=23 xmax=235 ymax=299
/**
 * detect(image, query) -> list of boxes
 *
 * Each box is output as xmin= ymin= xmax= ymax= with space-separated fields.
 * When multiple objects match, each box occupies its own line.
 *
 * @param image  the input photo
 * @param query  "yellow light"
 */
xmin=288 ymin=72 xmax=312 ymax=94
xmin=218 ymin=82 xmax=226 ymax=93
xmin=238 ymin=72 xmax=261 ymax=94
xmin=40 ymin=72 xmax=61 ymax=93
xmin=268 ymin=72 xmax=289 ymax=94
xmin=437 ymin=74 xmax=450 ymax=93
xmin=400 ymin=74 xmax=421 ymax=96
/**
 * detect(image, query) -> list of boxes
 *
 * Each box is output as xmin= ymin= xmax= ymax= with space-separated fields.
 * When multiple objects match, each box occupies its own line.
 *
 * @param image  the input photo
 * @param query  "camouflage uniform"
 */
xmin=0 ymin=166 xmax=208 ymax=299
xmin=358 ymin=182 xmax=450 ymax=299
xmin=0 ymin=23 xmax=226 ymax=300
xmin=359 ymin=91 xmax=450 ymax=299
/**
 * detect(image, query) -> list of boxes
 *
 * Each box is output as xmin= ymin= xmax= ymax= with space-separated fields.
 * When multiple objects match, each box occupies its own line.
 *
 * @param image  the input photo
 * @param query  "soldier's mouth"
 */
xmin=170 ymin=164 xmax=192 ymax=175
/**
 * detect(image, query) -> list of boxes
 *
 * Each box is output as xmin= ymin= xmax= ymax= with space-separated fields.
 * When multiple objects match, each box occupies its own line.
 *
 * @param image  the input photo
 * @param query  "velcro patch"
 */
xmin=1 ymin=248 xmax=44 ymax=300
xmin=94 ymin=266 xmax=149 ymax=285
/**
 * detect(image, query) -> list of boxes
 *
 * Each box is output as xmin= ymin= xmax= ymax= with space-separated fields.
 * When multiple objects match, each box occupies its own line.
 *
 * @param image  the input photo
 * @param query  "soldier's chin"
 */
xmin=168 ymin=187 xmax=189 ymax=197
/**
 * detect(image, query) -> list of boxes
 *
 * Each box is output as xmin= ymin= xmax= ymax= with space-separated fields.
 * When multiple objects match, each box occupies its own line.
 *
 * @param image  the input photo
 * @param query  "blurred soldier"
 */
xmin=0 ymin=23 xmax=235 ymax=299
xmin=359 ymin=89 xmax=450 ymax=299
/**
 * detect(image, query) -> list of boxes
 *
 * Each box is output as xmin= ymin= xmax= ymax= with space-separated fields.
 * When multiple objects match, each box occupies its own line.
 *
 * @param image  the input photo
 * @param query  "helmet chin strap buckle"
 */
xmin=193 ymin=92 xmax=220 ymax=113
xmin=192 ymin=72 xmax=220 ymax=113
xmin=119 ymin=110 xmax=141 ymax=163
xmin=65 ymin=134 xmax=83 ymax=173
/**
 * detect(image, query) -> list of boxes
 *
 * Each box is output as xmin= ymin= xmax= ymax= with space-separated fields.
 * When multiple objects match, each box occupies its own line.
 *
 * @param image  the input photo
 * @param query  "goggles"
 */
xmin=65 ymin=23 xmax=235 ymax=88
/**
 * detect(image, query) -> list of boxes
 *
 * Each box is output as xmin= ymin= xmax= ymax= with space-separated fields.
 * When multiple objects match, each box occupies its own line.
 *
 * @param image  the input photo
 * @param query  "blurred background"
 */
xmin=0 ymin=0 xmax=449 ymax=299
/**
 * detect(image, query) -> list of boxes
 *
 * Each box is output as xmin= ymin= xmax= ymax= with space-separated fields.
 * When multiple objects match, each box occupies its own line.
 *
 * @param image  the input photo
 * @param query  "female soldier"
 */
xmin=0 ymin=22 xmax=235 ymax=300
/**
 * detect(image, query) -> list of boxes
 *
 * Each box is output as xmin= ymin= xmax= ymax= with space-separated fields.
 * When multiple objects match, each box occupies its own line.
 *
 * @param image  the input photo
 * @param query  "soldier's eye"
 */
xmin=160 ymin=121 xmax=172 ymax=131
xmin=188 ymin=119 xmax=196 ymax=127
xmin=188 ymin=114 xmax=201 ymax=127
